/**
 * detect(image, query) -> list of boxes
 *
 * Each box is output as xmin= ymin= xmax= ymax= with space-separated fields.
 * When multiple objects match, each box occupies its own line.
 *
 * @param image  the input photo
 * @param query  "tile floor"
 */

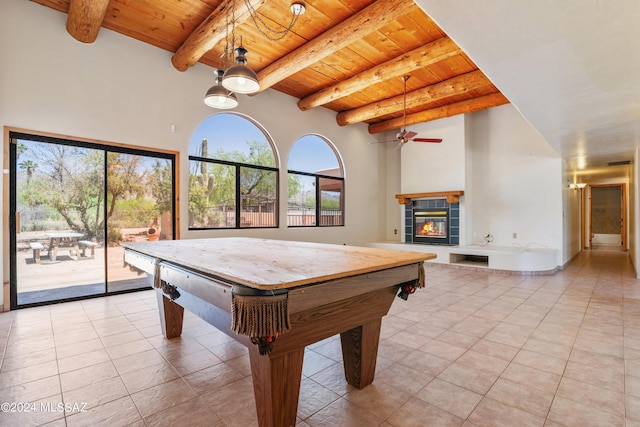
xmin=0 ymin=249 xmax=639 ymax=426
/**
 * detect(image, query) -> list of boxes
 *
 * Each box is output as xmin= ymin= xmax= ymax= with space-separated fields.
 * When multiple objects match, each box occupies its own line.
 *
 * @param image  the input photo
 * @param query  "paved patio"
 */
xmin=14 ymin=230 xmax=153 ymax=302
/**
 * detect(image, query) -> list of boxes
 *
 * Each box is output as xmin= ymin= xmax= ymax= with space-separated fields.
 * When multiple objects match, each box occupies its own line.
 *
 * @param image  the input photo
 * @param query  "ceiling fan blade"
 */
xmin=404 ymin=131 xmax=417 ymax=139
xmin=412 ymin=138 xmax=443 ymax=143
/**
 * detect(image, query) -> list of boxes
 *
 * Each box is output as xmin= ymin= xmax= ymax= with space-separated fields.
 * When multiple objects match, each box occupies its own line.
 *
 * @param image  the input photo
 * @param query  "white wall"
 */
xmin=401 ymin=115 xmax=466 ymax=193
xmin=389 ymin=104 xmax=563 ymax=264
xmin=562 ymin=160 xmax=581 ymax=264
xmin=466 ymin=106 xmax=562 ymax=251
xmin=0 ymin=1 xmax=388 ymax=307
xmin=384 ymin=142 xmax=402 ymax=241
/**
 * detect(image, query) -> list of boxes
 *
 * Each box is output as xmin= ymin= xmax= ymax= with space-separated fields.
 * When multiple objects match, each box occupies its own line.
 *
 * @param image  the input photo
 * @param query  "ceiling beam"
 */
xmin=255 ymin=0 xmax=415 ymax=93
xmin=368 ymin=92 xmax=510 ymax=134
xmin=66 ymin=0 xmax=110 ymax=43
xmin=297 ymin=37 xmax=461 ymax=111
xmin=336 ymin=70 xmax=492 ymax=126
xmin=171 ymin=0 xmax=266 ymax=72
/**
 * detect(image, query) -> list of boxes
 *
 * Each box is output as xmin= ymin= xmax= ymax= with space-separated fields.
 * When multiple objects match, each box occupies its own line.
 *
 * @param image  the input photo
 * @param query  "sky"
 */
xmin=190 ymin=113 xmax=341 ymax=174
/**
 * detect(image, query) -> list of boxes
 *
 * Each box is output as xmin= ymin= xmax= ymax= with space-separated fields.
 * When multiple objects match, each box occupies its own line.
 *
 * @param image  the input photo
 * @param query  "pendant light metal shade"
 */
xmin=204 ymin=69 xmax=238 ymax=109
xmin=222 ymin=46 xmax=260 ymax=94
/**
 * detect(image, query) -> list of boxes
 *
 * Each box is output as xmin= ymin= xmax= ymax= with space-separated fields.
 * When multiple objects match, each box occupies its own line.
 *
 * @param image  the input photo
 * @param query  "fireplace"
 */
xmin=413 ymin=209 xmax=450 ymax=244
xmin=404 ymin=196 xmax=459 ymax=245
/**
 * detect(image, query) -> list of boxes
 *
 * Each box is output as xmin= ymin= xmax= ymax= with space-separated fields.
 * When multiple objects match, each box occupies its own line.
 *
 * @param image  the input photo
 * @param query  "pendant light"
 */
xmin=222 ymin=41 xmax=260 ymax=94
xmin=204 ymin=69 xmax=238 ymax=109
xmin=203 ymin=1 xmax=306 ymax=104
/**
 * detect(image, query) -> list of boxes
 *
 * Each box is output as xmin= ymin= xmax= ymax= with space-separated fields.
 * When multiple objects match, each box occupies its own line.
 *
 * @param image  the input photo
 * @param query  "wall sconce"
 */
xmin=570 ymin=183 xmax=587 ymax=190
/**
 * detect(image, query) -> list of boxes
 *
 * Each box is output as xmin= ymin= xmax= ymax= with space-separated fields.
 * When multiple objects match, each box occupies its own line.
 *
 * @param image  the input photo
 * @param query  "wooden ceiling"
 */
xmin=32 ymin=0 xmax=509 ymax=135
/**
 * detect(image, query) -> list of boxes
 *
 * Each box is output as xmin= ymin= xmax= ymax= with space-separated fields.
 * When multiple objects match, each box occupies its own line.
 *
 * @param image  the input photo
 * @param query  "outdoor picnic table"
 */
xmin=45 ymin=232 xmax=83 ymax=261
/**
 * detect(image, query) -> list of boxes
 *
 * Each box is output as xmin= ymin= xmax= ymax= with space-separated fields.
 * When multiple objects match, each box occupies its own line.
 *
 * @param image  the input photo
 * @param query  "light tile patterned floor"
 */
xmin=0 ymin=249 xmax=639 ymax=426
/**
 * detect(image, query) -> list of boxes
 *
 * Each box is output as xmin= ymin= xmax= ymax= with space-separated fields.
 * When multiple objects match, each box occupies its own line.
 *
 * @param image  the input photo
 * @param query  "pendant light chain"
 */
xmin=220 ymin=0 xmax=237 ymax=68
xmin=229 ymin=0 xmax=237 ymax=58
xmin=243 ymin=0 xmax=301 ymax=41
xmin=206 ymin=0 xmax=304 ymax=107
xmin=222 ymin=0 xmax=231 ymax=68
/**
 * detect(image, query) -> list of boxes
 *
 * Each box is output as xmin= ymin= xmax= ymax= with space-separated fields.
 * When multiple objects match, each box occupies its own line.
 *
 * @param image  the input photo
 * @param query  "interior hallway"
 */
xmin=0 ymin=248 xmax=639 ymax=426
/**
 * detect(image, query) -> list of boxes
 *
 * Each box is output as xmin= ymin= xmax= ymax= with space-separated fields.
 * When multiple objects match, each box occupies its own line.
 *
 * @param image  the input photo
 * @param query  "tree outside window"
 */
xmin=16 ymin=138 xmax=173 ymax=243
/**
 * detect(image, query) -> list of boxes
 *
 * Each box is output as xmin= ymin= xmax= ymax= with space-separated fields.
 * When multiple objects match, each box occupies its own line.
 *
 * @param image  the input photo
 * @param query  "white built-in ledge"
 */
xmin=395 ymin=191 xmax=464 ymax=205
xmin=368 ymin=242 xmax=559 ymax=275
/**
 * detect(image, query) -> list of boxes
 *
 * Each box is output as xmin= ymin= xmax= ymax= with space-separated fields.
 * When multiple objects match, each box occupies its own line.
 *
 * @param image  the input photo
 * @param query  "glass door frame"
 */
xmin=5 ymin=128 xmax=180 ymax=310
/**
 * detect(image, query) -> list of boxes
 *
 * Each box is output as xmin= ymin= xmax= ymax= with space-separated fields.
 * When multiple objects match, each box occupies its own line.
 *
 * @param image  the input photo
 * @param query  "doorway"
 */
xmin=588 ymin=184 xmax=626 ymax=250
xmin=9 ymin=131 xmax=177 ymax=308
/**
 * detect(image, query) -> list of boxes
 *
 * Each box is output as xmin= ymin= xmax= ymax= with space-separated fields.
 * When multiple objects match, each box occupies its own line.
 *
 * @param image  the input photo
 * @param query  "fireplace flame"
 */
xmin=422 ymin=223 xmax=435 ymax=235
xmin=419 ymin=220 xmax=446 ymax=236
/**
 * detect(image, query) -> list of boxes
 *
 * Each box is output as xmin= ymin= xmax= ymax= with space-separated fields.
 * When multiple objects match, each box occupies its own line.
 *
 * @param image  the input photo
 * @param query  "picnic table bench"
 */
xmin=78 ymin=240 xmax=98 ymax=258
xmin=29 ymin=242 xmax=44 ymax=264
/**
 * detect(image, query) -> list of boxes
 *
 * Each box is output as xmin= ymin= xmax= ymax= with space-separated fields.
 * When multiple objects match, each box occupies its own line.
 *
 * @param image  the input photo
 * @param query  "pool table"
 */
xmin=123 ymin=238 xmax=435 ymax=427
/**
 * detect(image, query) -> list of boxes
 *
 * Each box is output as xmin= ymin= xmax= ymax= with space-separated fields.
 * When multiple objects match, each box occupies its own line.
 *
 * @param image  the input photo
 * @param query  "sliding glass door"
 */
xmin=10 ymin=132 xmax=176 ymax=308
xmin=105 ymin=152 xmax=175 ymax=293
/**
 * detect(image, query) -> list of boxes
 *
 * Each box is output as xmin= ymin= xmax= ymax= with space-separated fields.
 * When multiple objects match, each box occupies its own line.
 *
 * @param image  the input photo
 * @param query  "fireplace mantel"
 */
xmin=395 ymin=191 xmax=464 ymax=205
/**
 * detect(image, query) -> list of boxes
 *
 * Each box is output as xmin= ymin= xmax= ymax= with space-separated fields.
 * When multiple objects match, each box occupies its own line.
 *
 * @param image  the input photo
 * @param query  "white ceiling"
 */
xmin=416 ymin=0 xmax=640 ymax=181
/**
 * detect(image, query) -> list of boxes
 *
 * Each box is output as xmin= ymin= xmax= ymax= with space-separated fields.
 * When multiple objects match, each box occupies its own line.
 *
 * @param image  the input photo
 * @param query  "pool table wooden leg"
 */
xmin=340 ymin=317 xmax=382 ymax=389
xmin=248 ymin=345 xmax=305 ymax=427
xmin=156 ymin=291 xmax=184 ymax=338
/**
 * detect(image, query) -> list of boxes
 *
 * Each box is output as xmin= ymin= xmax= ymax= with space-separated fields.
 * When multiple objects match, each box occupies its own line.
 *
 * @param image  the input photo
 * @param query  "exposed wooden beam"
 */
xmin=337 ymin=70 xmax=492 ymax=126
xmin=171 ymin=0 xmax=266 ymax=72
xmin=255 ymin=0 xmax=415 ymax=93
xmin=368 ymin=92 xmax=510 ymax=134
xmin=297 ymin=37 xmax=461 ymax=111
xmin=66 ymin=0 xmax=110 ymax=43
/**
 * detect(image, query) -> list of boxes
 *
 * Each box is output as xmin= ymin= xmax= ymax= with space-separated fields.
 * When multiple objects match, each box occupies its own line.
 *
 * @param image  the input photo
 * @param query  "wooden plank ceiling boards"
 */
xmin=33 ymin=0 xmax=509 ymax=134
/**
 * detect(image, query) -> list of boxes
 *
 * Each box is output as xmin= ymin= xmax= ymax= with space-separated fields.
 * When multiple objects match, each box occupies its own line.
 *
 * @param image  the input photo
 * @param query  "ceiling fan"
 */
xmin=383 ymin=76 xmax=442 ymax=146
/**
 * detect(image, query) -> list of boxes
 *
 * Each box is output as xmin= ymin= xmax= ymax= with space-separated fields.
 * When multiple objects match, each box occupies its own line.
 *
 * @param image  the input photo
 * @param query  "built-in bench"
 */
xmin=78 ymin=240 xmax=98 ymax=258
xmin=369 ymin=242 xmax=559 ymax=275
xmin=29 ymin=242 xmax=44 ymax=264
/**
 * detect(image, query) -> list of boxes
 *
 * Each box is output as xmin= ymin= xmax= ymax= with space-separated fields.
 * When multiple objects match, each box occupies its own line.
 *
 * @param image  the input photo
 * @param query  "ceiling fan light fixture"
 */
xmin=222 ymin=46 xmax=260 ymax=94
xmin=204 ymin=69 xmax=238 ymax=109
xmin=382 ymin=76 xmax=442 ymax=146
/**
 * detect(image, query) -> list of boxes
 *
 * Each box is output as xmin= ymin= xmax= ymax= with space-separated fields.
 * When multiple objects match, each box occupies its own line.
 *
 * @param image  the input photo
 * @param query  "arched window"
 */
xmin=287 ymin=135 xmax=344 ymax=227
xmin=188 ymin=113 xmax=278 ymax=229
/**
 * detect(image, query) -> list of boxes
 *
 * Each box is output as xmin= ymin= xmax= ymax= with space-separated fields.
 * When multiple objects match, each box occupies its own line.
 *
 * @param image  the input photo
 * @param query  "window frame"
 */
xmin=286 ymin=134 xmax=345 ymax=228
xmin=287 ymin=169 xmax=345 ymax=228
xmin=188 ymin=155 xmax=279 ymax=230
